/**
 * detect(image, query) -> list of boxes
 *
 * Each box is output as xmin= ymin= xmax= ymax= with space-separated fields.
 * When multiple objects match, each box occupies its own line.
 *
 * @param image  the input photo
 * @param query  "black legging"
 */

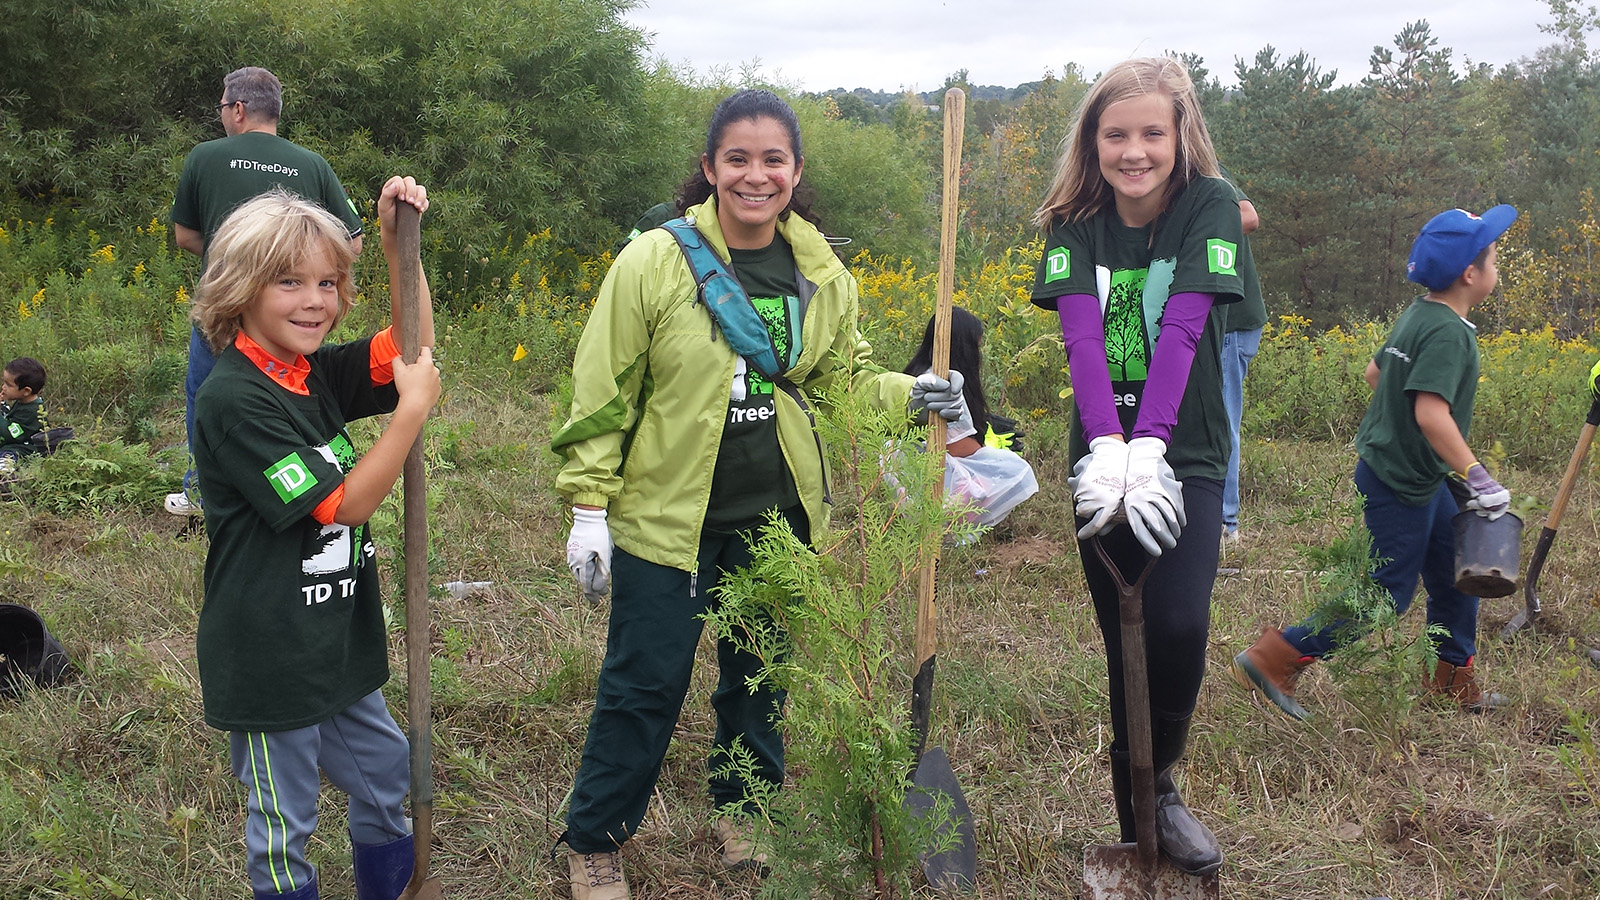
xmin=1078 ymin=477 xmax=1223 ymax=746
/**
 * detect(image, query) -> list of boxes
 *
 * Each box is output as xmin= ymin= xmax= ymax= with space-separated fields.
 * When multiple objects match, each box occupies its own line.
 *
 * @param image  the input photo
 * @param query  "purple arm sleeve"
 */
xmin=1131 ymin=291 xmax=1215 ymax=443
xmin=1057 ymin=293 xmax=1123 ymax=443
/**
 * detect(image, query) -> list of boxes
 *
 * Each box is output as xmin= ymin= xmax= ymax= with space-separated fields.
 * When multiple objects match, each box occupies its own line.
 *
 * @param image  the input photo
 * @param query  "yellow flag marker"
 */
xmin=512 ymin=343 xmax=528 ymax=361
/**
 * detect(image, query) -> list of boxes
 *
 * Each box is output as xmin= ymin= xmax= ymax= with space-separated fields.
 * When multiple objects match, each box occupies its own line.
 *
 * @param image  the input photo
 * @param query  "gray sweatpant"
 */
xmin=230 ymin=690 xmax=410 ymax=895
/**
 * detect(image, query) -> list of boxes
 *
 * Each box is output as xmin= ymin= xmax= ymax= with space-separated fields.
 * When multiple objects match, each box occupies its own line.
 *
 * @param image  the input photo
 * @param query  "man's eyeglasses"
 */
xmin=216 ymin=100 xmax=248 ymax=114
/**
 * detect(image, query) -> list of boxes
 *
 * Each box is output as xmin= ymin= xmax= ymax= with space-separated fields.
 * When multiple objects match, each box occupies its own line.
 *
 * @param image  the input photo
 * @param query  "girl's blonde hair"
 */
xmin=192 ymin=189 xmax=358 ymax=353
xmin=1033 ymin=57 xmax=1220 ymax=228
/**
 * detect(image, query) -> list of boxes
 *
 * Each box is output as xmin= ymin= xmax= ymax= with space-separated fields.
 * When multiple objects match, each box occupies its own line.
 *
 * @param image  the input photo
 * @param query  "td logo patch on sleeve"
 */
xmin=1045 ymin=247 xmax=1071 ymax=283
xmin=265 ymin=452 xmax=319 ymax=503
xmin=1206 ymin=239 xmax=1238 ymax=276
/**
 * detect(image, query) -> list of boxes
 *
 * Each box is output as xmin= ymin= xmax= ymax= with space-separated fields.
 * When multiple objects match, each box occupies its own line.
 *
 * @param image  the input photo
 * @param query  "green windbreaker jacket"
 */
xmin=551 ymin=197 xmax=913 ymax=572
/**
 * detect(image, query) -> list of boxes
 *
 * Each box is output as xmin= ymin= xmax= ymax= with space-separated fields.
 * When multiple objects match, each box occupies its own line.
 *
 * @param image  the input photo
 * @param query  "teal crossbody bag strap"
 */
xmin=660 ymin=217 xmax=788 ymax=380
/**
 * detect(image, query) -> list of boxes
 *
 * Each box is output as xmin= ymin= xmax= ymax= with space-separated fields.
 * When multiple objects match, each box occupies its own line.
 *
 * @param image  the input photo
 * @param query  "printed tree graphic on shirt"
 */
xmin=1104 ymin=267 xmax=1150 ymax=381
xmin=746 ymin=295 xmax=792 ymax=396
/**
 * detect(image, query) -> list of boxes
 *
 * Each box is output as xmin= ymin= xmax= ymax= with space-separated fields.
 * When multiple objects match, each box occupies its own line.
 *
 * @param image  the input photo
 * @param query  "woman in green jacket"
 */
xmin=550 ymin=89 xmax=963 ymax=900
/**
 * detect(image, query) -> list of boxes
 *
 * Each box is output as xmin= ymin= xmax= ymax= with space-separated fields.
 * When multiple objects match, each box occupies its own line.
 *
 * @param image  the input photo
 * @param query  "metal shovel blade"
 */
xmin=904 ymin=745 xmax=977 ymax=892
xmin=1083 ymin=844 xmax=1218 ymax=899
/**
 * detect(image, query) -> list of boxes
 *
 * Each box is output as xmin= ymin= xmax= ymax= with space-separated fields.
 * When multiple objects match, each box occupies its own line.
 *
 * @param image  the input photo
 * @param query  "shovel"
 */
xmin=902 ymin=86 xmax=978 ymax=894
xmin=1501 ymin=394 xmax=1600 ymax=639
xmin=1082 ymin=536 xmax=1218 ymax=900
xmin=394 ymin=201 xmax=445 ymax=900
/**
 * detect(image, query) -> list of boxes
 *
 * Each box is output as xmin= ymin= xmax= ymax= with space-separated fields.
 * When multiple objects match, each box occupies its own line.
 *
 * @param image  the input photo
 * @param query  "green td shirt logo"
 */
xmin=1045 ymin=247 xmax=1071 ymax=283
xmin=265 ymin=452 xmax=319 ymax=503
xmin=1206 ymin=239 xmax=1238 ymax=276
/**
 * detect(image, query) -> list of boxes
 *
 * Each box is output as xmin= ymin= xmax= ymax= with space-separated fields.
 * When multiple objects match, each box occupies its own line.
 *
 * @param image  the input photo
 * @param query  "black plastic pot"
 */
xmin=0 ymin=603 xmax=74 ymax=696
xmin=1452 ymin=511 xmax=1523 ymax=599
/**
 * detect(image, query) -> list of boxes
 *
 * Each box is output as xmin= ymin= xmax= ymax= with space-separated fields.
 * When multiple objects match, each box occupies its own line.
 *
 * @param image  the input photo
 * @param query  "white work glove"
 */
xmin=910 ymin=370 xmax=969 ymax=422
xmin=1462 ymin=463 xmax=1511 ymax=520
xmin=1069 ymin=436 xmax=1129 ymax=539
xmin=1123 ymin=437 xmax=1186 ymax=557
xmin=566 ymin=507 xmax=613 ymax=603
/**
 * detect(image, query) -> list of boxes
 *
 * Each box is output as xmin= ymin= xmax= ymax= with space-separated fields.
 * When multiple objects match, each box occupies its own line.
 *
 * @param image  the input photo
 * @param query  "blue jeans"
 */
xmin=182 ymin=325 xmax=218 ymax=500
xmin=1219 ymin=327 xmax=1261 ymax=532
xmin=1282 ymin=459 xmax=1479 ymax=666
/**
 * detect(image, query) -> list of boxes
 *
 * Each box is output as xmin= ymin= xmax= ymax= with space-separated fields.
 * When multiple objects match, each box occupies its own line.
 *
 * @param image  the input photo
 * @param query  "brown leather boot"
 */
xmin=1231 ymin=627 xmax=1315 ymax=721
xmin=1428 ymin=659 xmax=1508 ymax=712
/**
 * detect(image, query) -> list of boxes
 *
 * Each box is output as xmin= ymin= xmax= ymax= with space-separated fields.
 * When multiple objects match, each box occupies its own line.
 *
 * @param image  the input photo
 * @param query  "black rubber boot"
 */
xmin=1151 ymin=716 xmax=1222 ymax=876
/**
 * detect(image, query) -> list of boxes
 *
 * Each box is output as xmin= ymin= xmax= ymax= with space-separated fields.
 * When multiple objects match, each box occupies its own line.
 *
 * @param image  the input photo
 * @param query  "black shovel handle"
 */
xmin=1090 ymin=536 xmax=1159 ymax=870
xmin=1520 ymin=395 xmax=1600 ymax=623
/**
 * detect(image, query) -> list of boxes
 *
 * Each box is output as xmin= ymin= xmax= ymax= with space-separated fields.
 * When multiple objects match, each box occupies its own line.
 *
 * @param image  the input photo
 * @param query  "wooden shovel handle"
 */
xmin=911 ymin=88 xmax=964 ymax=758
xmin=393 ymin=202 xmax=435 ymax=880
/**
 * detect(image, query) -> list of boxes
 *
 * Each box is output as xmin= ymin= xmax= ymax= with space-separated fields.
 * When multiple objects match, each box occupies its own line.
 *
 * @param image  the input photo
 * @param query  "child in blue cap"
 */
xmin=1234 ymin=204 xmax=1518 ymax=720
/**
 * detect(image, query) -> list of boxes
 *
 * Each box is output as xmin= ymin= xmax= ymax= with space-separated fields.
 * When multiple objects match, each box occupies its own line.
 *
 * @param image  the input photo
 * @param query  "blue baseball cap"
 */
xmin=1406 ymin=205 xmax=1518 ymax=292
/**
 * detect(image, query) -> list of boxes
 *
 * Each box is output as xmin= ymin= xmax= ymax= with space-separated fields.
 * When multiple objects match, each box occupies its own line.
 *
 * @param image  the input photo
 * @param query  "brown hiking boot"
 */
xmin=1428 ymin=659 xmax=1509 ymax=712
xmin=1231 ymin=627 xmax=1315 ymax=721
xmin=568 ymin=848 xmax=629 ymax=900
xmin=715 ymin=818 xmax=769 ymax=873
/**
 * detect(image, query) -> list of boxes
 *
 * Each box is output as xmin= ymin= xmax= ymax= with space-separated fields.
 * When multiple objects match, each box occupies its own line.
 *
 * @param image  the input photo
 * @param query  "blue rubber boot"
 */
xmin=255 ymin=877 xmax=317 ymax=900
xmin=352 ymin=833 xmax=415 ymax=900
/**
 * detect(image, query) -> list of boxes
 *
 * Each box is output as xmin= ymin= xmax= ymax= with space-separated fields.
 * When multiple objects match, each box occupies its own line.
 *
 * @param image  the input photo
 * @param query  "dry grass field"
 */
xmin=3 ymin=371 xmax=1599 ymax=899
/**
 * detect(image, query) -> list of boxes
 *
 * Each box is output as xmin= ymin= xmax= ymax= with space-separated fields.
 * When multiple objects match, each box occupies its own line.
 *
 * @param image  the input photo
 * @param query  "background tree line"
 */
xmin=2 ymin=0 xmax=1597 ymax=331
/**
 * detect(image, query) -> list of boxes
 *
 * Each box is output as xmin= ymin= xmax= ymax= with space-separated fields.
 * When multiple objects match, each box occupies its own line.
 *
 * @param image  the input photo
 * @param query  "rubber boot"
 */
xmin=255 ymin=877 xmax=318 ymax=900
xmin=1151 ymin=716 xmax=1223 ymax=876
xmin=1428 ymin=658 xmax=1509 ymax=713
xmin=1231 ymin=626 xmax=1314 ymax=720
xmin=351 ymin=833 xmax=414 ymax=900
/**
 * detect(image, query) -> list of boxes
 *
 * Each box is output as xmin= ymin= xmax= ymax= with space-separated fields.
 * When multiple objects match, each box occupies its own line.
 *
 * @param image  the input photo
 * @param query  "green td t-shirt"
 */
xmin=1355 ymin=298 xmax=1480 ymax=506
xmin=192 ymin=337 xmax=399 ymax=731
xmin=172 ymin=131 xmax=363 ymax=263
xmin=1029 ymin=175 xmax=1245 ymax=481
xmin=1219 ymin=172 xmax=1267 ymax=334
xmin=2 ymin=396 xmax=45 ymax=449
xmin=703 ymin=237 xmax=804 ymax=531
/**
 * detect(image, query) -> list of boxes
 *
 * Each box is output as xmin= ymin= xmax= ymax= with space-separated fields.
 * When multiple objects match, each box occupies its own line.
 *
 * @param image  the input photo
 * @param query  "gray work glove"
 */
xmin=1123 ymin=436 xmax=1186 ymax=557
xmin=910 ymin=370 xmax=969 ymax=422
xmin=1070 ymin=436 xmax=1128 ymax=539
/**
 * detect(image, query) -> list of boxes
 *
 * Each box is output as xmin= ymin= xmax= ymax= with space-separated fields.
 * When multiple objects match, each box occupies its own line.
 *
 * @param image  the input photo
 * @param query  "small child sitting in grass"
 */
xmin=189 ymin=176 xmax=439 ymax=900
xmin=0 ymin=357 xmax=48 ymax=474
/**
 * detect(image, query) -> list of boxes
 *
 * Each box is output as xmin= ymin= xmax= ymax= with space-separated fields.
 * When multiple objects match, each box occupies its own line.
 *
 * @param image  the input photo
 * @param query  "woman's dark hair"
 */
xmin=675 ymin=89 xmax=819 ymax=226
xmin=903 ymin=306 xmax=989 ymax=440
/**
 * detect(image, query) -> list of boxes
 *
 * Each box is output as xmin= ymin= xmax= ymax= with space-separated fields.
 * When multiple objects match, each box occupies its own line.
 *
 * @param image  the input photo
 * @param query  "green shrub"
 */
xmin=14 ymin=439 xmax=183 ymax=515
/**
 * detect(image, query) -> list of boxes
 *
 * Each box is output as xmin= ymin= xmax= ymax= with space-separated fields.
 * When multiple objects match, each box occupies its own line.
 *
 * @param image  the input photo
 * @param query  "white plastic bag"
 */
xmin=943 ymin=445 xmax=1038 ymax=527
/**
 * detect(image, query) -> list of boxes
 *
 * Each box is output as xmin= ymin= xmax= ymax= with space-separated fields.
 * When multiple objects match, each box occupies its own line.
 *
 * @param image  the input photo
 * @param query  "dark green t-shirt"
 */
xmin=172 ymin=131 xmax=363 ymax=262
xmin=1219 ymin=173 xmax=1267 ymax=334
xmin=1029 ymin=175 xmax=1244 ymax=481
xmin=1 ymin=396 xmax=45 ymax=448
xmin=1355 ymin=298 xmax=1479 ymax=506
xmin=192 ymin=338 xmax=399 ymax=731
xmin=703 ymin=237 xmax=803 ymax=531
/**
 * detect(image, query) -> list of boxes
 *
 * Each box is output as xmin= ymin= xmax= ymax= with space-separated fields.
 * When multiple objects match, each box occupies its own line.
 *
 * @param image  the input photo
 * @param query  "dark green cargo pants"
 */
xmin=563 ymin=510 xmax=805 ymax=853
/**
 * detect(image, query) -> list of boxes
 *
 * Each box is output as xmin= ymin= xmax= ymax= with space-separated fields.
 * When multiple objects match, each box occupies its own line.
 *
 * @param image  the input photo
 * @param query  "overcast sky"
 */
xmin=623 ymin=1 xmax=1562 ymax=93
